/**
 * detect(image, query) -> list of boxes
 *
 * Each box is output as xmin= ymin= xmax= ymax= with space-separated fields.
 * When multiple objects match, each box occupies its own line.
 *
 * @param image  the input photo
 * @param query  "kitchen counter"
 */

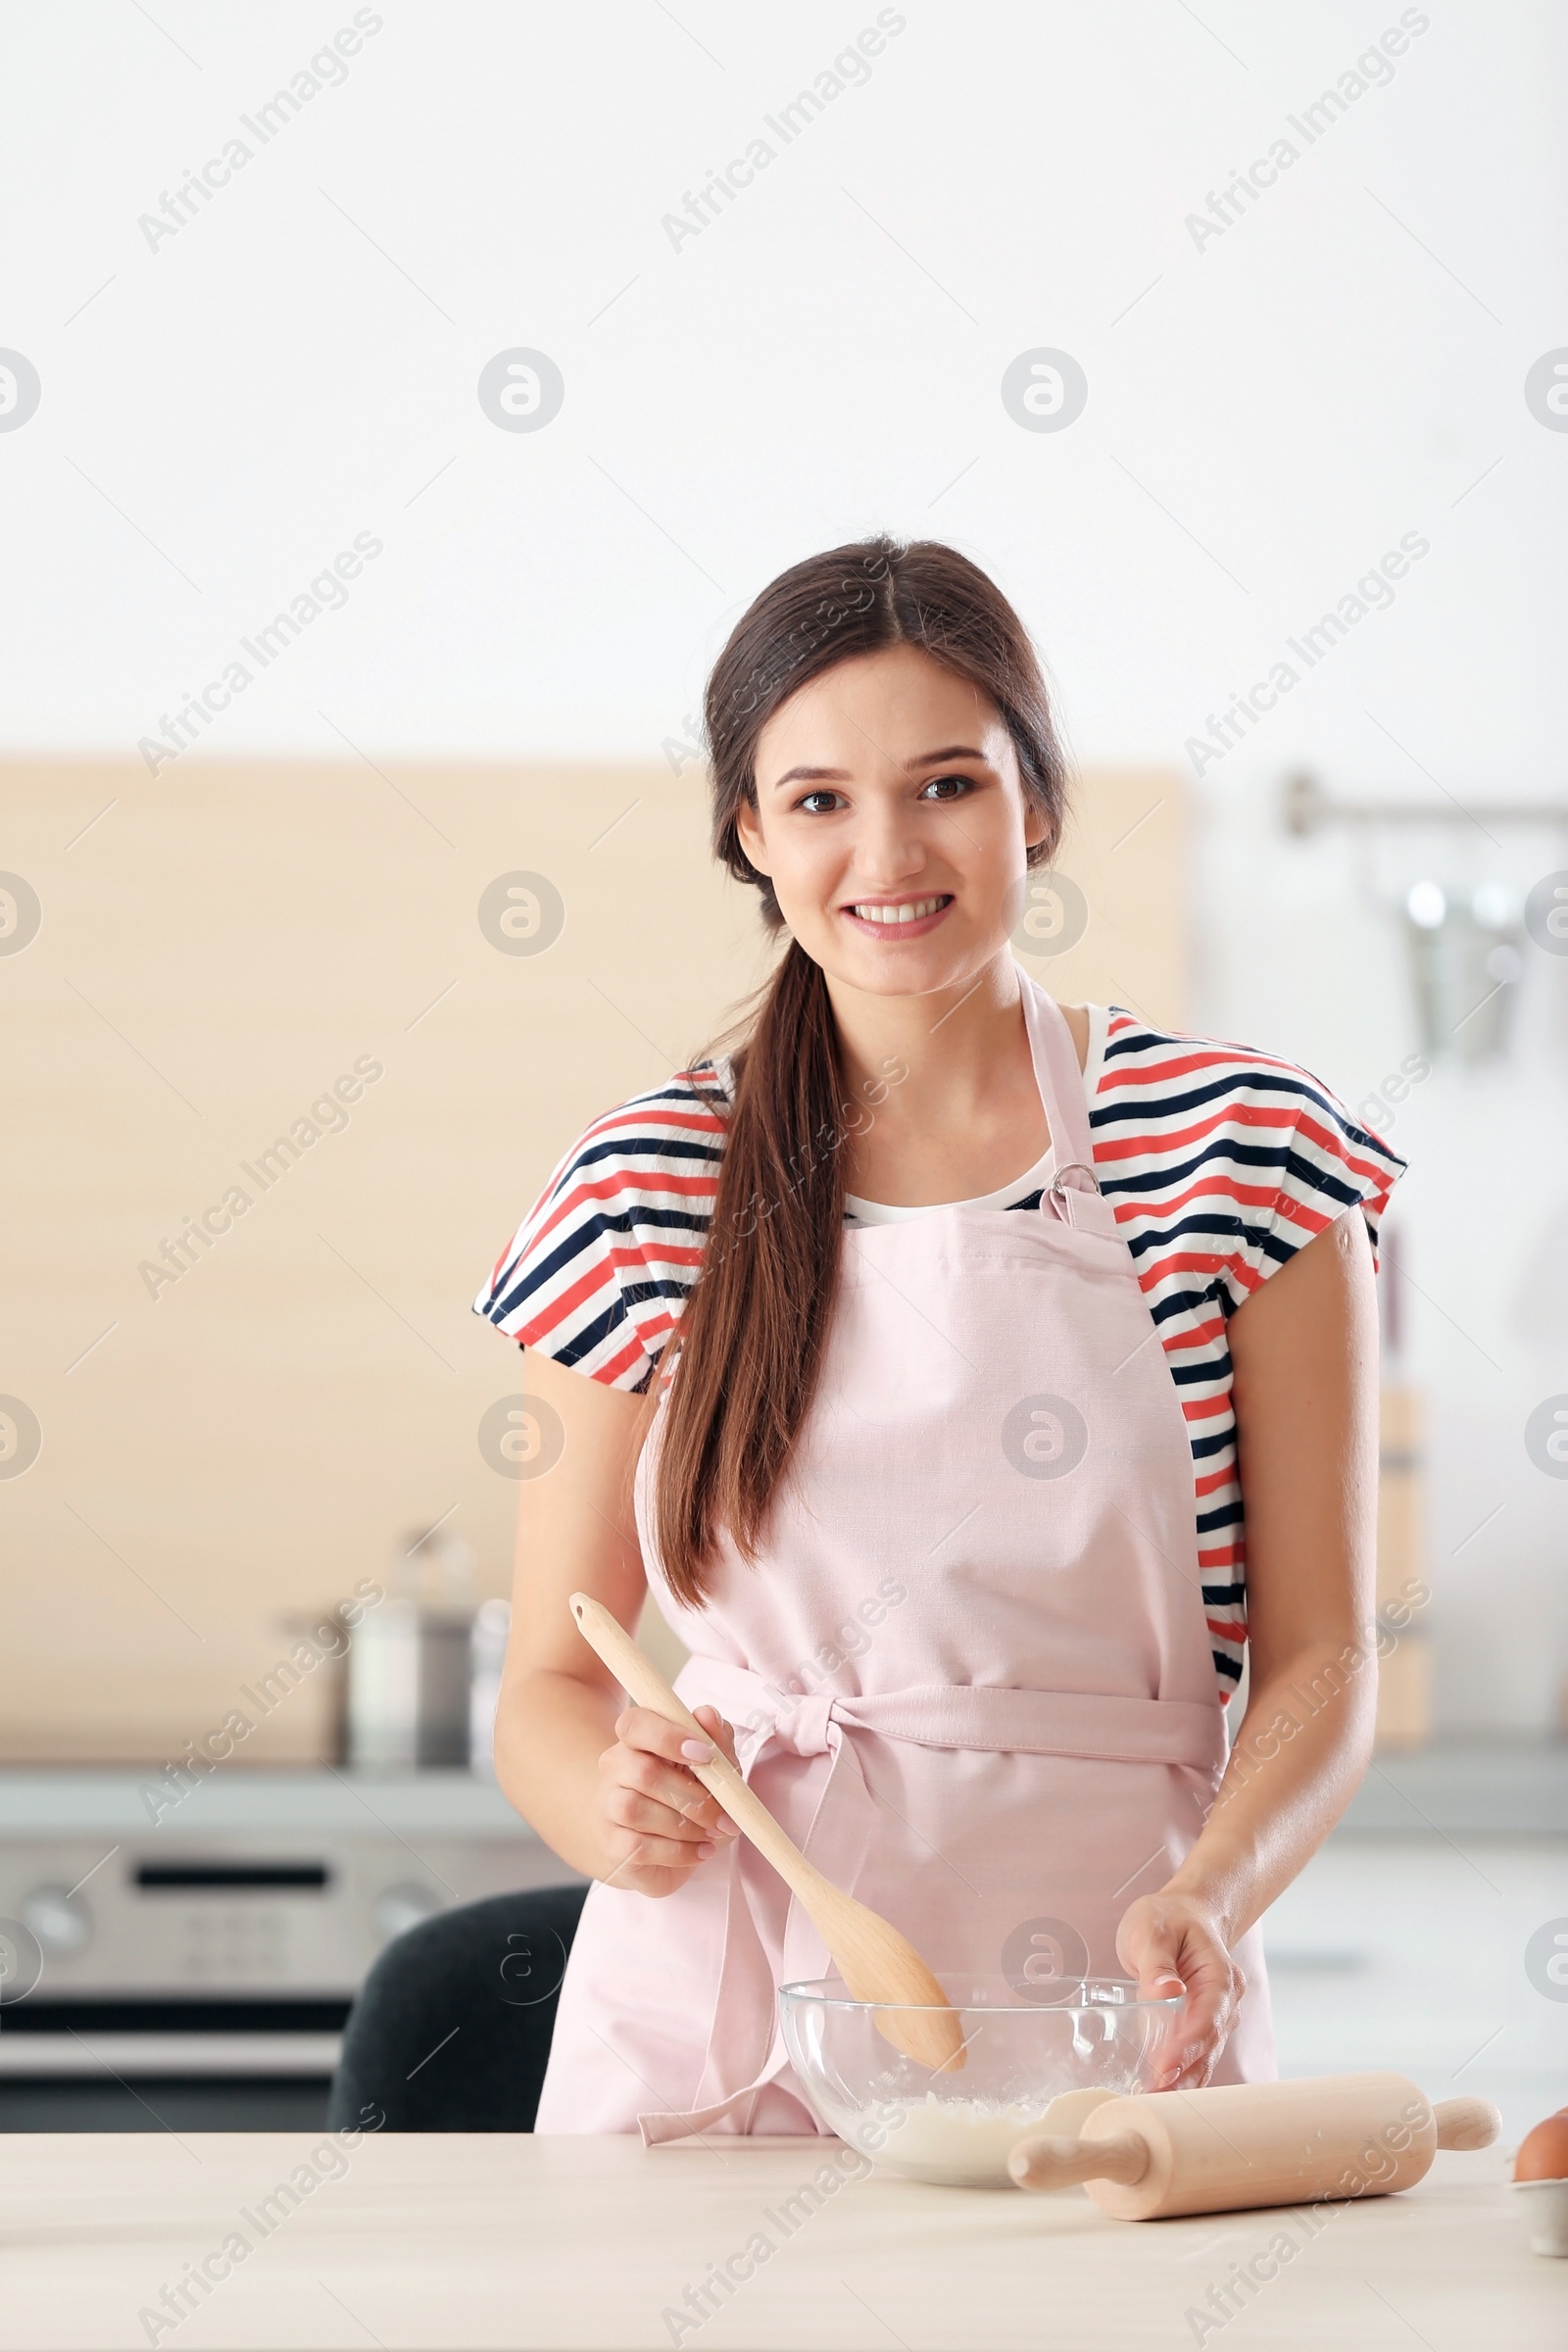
xmin=1339 ymin=1740 xmax=1568 ymax=1836
xmin=0 ymin=1768 xmax=539 ymax=1838
xmin=3 ymin=1738 xmax=1560 ymax=1838
xmin=1 ymin=2133 xmax=1559 ymax=2351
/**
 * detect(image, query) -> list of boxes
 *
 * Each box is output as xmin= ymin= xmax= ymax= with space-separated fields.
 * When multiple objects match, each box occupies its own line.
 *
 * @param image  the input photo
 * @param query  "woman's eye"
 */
xmin=920 ymin=772 xmax=975 ymax=802
xmin=798 ymin=790 xmax=844 ymax=815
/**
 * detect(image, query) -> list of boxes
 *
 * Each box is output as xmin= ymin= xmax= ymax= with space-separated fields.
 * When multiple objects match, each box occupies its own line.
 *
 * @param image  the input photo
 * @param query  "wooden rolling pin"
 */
xmin=1008 ymin=2072 xmax=1499 ymax=2220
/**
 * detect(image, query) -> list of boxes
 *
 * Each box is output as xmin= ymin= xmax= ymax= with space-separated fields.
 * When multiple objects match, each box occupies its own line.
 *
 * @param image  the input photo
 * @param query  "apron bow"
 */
xmin=635 ymin=1659 xmax=1228 ymax=2143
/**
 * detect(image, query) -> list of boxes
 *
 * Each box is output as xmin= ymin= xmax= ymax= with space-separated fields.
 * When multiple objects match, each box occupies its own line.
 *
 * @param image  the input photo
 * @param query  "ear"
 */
xmin=1021 ymin=797 xmax=1054 ymax=856
xmin=733 ymin=795 xmax=773 ymax=877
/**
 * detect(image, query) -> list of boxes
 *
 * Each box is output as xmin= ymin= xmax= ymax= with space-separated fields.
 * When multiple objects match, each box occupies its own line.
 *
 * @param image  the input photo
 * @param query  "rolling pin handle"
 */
xmin=1432 ymin=2096 xmax=1501 ymax=2151
xmin=1008 ymin=2130 xmax=1150 ymax=2194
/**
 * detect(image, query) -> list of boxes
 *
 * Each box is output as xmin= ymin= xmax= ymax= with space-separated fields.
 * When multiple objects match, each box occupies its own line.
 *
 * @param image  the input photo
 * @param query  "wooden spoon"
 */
xmin=568 ymin=1592 xmax=966 ymax=2075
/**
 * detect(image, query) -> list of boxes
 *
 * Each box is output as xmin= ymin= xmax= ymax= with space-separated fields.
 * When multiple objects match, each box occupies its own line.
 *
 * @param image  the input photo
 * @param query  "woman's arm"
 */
xmin=492 ymin=1348 xmax=739 ymax=1892
xmin=1116 ymin=1205 xmax=1381 ymax=2084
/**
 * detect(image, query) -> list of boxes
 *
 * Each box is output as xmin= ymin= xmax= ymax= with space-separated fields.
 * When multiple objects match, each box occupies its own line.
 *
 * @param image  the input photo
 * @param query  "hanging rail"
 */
xmin=1284 ymin=771 xmax=1568 ymax=838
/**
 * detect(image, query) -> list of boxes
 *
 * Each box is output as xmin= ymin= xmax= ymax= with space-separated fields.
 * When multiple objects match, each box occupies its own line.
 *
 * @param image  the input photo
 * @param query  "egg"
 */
xmin=1514 ymin=2107 xmax=1568 ymax=2182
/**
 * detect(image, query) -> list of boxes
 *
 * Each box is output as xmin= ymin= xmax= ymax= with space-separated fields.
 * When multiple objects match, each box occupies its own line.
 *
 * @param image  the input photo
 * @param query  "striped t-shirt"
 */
xmin=474 ymin=1004 xmax=1404 ymax=1700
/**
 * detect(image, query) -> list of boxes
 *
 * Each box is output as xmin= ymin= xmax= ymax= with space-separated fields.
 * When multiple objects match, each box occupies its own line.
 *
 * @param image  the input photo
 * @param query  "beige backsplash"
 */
xmin=1 ymin=759 xmax=1184 ymax=1763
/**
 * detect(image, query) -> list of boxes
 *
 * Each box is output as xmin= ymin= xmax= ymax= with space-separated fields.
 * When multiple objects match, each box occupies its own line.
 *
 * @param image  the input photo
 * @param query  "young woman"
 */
xmin=476 ymin=538 xmax=1402 ymax=2141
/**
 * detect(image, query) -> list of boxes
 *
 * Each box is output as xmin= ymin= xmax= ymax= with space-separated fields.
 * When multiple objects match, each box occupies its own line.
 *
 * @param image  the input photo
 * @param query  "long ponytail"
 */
xmin=653 ymin=536 xmax=1067 ymax=1603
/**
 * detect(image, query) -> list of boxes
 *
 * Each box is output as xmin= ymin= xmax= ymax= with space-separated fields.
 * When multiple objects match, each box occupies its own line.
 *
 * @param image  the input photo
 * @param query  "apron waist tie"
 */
xmin=635 ymin=1662 xmax=1227 ymax=2145
xmin=676 ymin=1659 xmax=1230 ymax=1773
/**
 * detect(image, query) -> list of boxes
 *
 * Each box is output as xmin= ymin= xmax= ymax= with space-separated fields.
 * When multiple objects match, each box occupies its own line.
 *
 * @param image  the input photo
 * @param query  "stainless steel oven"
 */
xmin=0 ymin=1769 xmax=575 ymax=2121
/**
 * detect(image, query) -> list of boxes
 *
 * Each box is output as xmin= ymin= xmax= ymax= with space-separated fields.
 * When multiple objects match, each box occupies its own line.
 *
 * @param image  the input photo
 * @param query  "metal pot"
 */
xmin=345 ymin=1600 xmax=473 ymax=1770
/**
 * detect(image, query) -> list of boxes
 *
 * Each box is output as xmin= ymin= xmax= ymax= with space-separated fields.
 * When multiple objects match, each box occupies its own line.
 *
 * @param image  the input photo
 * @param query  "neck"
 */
xmin=825 ymin=951 xmax=1032 ymax=1125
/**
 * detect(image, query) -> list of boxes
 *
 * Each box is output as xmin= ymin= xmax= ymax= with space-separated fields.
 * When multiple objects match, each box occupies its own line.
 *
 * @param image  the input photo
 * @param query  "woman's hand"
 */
xmin=595 ymin=1703 xmax=742 ymax=1897
xmin=1115 ymin=1890 xmax=1246 ymax=2090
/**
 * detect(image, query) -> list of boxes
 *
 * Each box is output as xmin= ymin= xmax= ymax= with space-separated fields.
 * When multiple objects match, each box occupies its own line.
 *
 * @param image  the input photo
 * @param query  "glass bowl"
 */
xmin=779 ymin=1973 xmax=1182 ymax=2188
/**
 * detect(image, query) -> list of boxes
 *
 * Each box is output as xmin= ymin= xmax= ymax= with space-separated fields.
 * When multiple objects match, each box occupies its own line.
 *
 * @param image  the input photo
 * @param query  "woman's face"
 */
xmin=736 ymin=644 xmax=1051 ymax=998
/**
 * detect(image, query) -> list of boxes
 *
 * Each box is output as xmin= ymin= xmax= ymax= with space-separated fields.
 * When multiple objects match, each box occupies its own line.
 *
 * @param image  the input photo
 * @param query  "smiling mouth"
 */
xmin=844 ymin=893 xmax=954 ymax=927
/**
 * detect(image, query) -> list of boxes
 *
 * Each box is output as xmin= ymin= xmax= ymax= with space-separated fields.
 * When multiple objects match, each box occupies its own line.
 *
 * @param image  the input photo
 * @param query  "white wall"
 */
xmin=4 ymin=0 xmax=1565 ymax=1730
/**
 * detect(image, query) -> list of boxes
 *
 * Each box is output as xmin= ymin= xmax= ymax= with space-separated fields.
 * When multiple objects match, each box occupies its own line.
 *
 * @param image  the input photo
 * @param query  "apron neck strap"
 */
xmin=1019 ymin=967 xmax=1095 ymax=1171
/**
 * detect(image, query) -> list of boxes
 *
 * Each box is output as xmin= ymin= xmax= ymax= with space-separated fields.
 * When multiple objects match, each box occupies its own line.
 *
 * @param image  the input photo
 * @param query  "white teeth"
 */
xmin=851 ymin=896 xmax=947 ymax=924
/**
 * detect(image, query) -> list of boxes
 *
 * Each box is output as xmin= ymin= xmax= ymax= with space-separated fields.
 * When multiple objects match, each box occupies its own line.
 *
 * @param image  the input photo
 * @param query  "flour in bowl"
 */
xmin=824 ymin=2089 xmax=1058 ymax=2188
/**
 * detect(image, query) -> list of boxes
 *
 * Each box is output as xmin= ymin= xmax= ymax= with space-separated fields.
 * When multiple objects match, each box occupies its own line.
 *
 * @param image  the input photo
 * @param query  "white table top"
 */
xmin=0 ymin=2133 xmax=1560 ymax=2350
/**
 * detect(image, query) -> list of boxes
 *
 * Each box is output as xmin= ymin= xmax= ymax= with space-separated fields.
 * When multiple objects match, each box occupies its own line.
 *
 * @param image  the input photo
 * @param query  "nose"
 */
xmin=841 ymin=798 xmax=931 ymax=895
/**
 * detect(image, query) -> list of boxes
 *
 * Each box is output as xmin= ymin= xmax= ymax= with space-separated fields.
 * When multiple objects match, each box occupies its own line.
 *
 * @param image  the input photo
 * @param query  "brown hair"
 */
xmin=653 ymin=536 xmax=1069 ymax=1603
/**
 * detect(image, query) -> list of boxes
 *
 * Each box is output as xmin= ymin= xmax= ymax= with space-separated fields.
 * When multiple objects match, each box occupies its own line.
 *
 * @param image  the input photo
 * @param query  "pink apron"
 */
xmin=534 ymin=971 xmax=1274 ymax=2138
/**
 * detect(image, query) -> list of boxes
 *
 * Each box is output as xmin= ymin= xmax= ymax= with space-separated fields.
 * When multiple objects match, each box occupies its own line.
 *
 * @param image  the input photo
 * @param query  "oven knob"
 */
xmin=373 ymin=1883 xmax=439 ymax=1943
xmin=21 ymin=1886 xmax=92 ymax=1955
xmin=0 ymin=1916 xmax=45 ymax=2002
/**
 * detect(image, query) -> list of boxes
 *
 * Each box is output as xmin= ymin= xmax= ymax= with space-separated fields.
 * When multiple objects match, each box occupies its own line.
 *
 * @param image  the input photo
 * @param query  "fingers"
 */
xmin=609 ymin=1824 xmax=718 ymax=1870
xmin=690 ymin=1705 xmax=742 ymax=1770
xmin=596 ymin=1702 xmax=746 ymax=1893
xmin=685 ymin=1706 xmax=743 ymax=1830
xmin=611 ymin=1705 xmax=742 ymax=1838
xmin=1139 ymin=1965 xmax=1187 ymax=1998
xmin=1118 ymin=1910 xmax=1194 ymax=1990
xmin=614 ymin=1702 xmax=729 ymax=1767
xmin=1115 ymin=1896 xmax=1244 ymax=2090
xmin=601 ymin=1753 xmax=736 ymax=1842
xmin=1155 ymin=2017 xmax=1223 ymax=2088
xmin=604 ymin=1785 xmax=710 ymax=1841
xmin=598 ymin=1788 xmax=721 ymax=1890
xmin=1157 ymin=2031 xmax=1229 ymax=2090
xmin=1152 ymin=1965 xmax=1243 ymax=2089
xmin=614 ymin=1702 xmax=742 ymax=1777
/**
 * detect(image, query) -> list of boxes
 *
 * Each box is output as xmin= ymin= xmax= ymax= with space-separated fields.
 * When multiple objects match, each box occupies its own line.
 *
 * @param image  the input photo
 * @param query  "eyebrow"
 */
xmin=766 ymin=745 xmax=991 ymax=790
